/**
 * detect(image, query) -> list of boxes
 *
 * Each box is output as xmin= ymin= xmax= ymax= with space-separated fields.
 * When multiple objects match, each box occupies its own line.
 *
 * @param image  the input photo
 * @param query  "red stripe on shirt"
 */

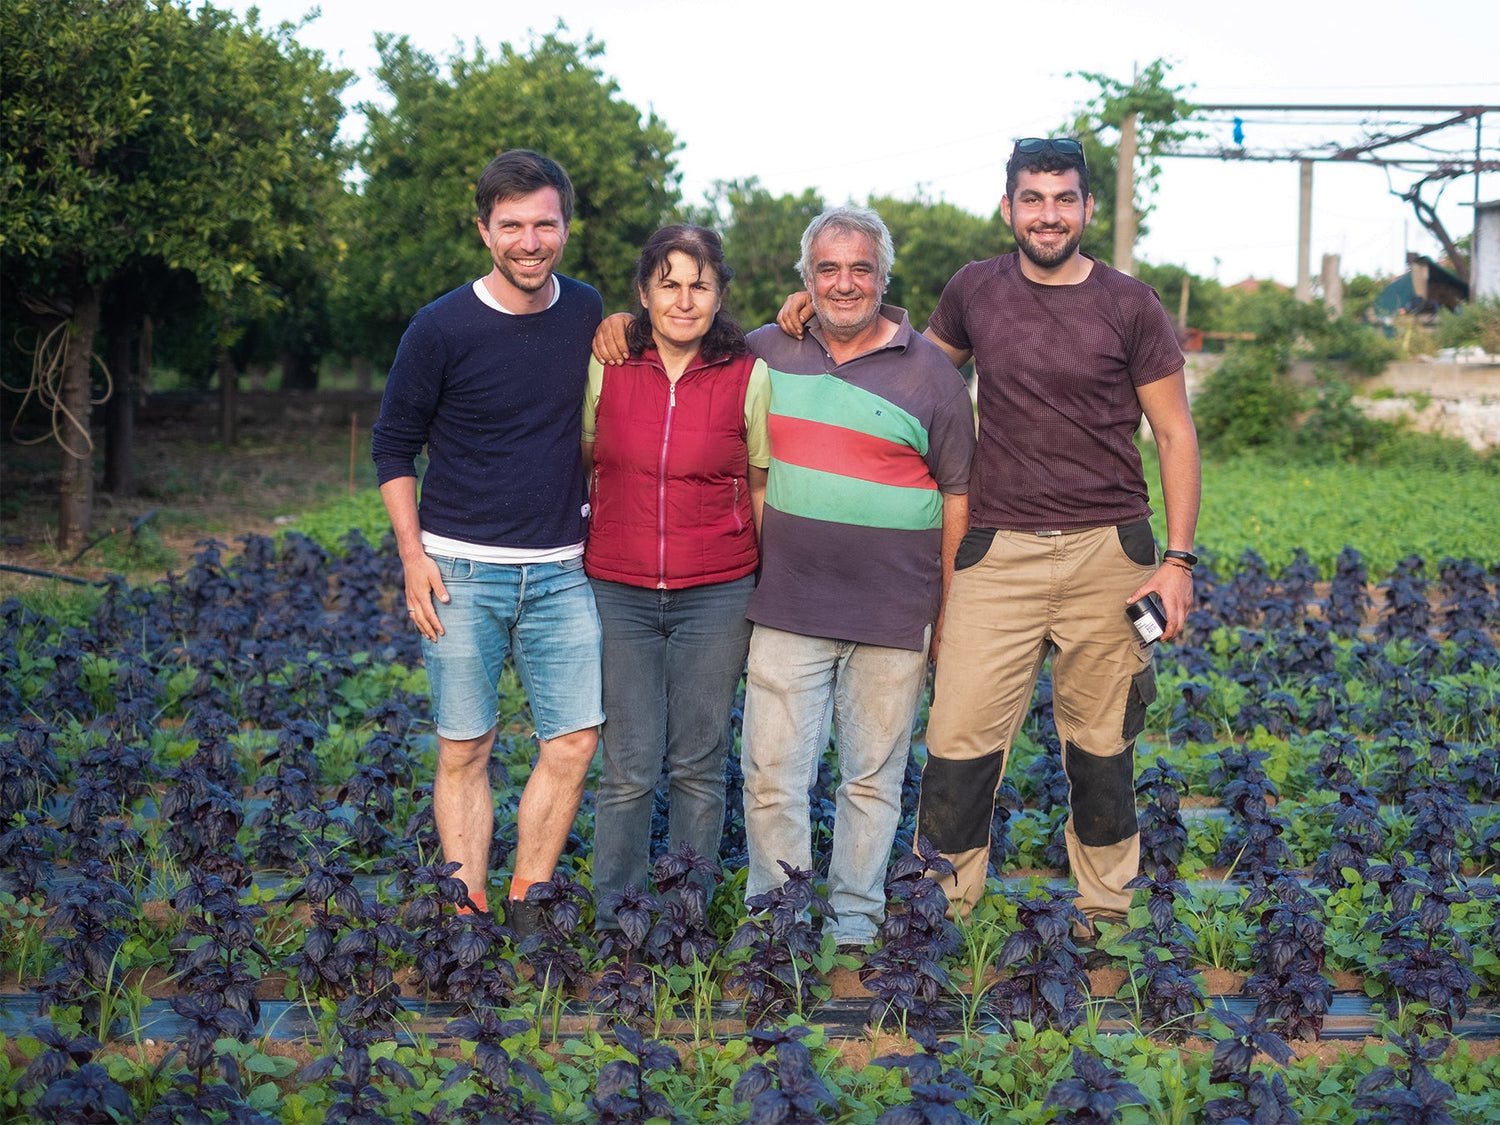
xmin=769 ymin=414 xmax=937 ymax=490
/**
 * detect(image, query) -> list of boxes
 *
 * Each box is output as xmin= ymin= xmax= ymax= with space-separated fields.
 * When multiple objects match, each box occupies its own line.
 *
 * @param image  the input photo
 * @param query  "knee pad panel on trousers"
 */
xmin=918 ymin=749 xmax=1006 ymax=854
xmin=1121 ymin=665 xmax=1156 ymax=743
xmin=1064 ymin=740 xmax=1137 ymax=847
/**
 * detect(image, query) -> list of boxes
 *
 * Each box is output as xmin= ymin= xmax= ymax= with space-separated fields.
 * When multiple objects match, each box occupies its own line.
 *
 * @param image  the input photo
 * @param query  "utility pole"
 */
xmin=1296 ymin=159 xmax=1314 ymax=302
xmin=1114 ymin=111 xmax=1139 ymax=276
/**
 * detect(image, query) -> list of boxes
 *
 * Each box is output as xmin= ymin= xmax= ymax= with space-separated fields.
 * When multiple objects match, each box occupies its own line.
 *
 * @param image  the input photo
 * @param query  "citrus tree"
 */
xmin=339 ymin=28 xmax=681 ymax=369
xmin=1 ymin=0 xmax=351 ymax=545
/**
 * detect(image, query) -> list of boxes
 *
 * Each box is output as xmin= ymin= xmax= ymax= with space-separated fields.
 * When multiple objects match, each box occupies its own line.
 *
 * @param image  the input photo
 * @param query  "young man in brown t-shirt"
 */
xmin=912 ymin=139 xmax=1200 ymax=936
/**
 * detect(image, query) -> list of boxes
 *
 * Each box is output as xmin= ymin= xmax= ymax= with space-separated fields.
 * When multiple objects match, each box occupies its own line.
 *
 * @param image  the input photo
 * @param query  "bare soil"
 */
xmin=0 ymin=391 xmax=382 ymax=595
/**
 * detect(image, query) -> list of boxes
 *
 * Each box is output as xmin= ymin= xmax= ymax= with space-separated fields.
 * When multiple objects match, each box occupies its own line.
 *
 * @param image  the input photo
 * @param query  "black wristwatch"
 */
xmin=1162 ymin=549 xmax=1199 ymax=567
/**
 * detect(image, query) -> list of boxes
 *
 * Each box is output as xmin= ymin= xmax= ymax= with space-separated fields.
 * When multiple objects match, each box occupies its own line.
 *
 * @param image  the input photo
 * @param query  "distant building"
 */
xmin=1228 ymin=277 xmax=1289 ymax=294
xmin=1474 ymin=200 xmax=1500 ymax=301
xmin=1374 ymin=255 xmax=1469 ymax=317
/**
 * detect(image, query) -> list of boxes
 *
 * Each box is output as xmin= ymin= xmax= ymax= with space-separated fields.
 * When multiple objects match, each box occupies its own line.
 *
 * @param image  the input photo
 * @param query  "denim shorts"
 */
xmin=420 ymin=555 xmax=604 ymax=742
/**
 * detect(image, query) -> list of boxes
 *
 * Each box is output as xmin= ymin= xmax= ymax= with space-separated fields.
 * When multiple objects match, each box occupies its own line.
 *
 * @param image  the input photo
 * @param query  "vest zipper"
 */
xmin=657 ymin=381 xmax=676 ymax=588
xmin=733 ymin=477 xmax=743 ymax=535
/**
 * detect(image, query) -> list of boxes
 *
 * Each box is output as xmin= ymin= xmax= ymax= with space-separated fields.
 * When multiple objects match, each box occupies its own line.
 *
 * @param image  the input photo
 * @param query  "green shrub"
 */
xmin=1434 ymin=298 xmax=1500 ymax=354
xmin=1307 ymin=314 xmax=1398 ymax=375
xmin=1191 ymin=343 xmax=1302 ymax=455
xmin=97 ymin=524 xmax=176 ymax=573
xmin=1284 ymin=373 xmax=1394 ymax=463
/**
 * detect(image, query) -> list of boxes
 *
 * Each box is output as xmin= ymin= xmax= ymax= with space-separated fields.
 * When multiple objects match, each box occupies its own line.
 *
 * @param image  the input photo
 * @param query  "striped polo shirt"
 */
xmin=745 ymin=307 xmax=975 ymax=651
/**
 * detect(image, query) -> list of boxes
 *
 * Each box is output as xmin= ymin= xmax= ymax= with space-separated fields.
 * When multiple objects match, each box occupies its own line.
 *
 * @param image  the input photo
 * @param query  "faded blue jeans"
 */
xmin=590 ymin=575 xmax=754 ymax=930
xmin=740 ymin=624 xmax=929 ymax=945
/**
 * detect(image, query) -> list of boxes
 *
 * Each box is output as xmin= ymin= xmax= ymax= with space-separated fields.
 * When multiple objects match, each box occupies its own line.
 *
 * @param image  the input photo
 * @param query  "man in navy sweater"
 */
xmin=372 ymin=150 xmax=604 ymax=937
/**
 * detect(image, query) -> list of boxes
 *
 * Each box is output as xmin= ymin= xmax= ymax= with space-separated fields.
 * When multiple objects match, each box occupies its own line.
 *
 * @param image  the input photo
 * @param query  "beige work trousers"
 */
xmin=917 ymin=522 xmax=1157 ymax=920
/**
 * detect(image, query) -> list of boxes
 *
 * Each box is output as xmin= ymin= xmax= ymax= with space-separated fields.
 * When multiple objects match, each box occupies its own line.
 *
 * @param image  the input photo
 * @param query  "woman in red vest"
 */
xmin=583 ymin=225 xmax=769 ymax=936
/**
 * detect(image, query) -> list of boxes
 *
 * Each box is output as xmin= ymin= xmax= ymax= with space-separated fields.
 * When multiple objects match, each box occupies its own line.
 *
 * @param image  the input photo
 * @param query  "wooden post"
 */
xmin=1114 ymin=111 xmax=1139 ymax=277
xmin=1320 ymin=253 xmax=1343 ymax=316
xmin=1177 ymin=274 xmax=1190 ymax=331
xmin=1296 ymin=159 xmax=1314 ymax=302
xmin=349 ymin=412 xmax=358 ymax=494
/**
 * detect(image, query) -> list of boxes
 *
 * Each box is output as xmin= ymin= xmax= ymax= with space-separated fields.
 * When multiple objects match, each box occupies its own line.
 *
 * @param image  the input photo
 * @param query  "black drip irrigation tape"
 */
xmin=0 ymin=563 xmax=111 ymax=586
xmin=1 ymin=992 xmax=1496 ymax=1046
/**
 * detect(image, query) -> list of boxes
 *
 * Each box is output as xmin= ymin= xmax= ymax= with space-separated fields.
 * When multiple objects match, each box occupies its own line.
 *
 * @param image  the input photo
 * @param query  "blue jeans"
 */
xmin=740 ymin=624 xmax=929 ymax=945
xmin=421 ymin=555 xmax=603 ymax=741
xmin=590 ymin=575 xmax=754 ymax=929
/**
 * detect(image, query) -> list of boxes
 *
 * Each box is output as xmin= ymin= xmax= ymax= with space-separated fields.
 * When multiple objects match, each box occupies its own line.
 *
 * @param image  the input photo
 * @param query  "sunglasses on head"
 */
xmin=1012 ymin=137 xmax=1086 ymax=163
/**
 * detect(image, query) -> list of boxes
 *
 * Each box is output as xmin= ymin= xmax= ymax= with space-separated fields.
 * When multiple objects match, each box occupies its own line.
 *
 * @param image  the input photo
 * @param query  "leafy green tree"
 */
xmin=1 ymin=0 xmax=350 ymax=545
xmin=1136 ymin=261 xmax=1227 ymax=333
xmin=1342 ymin=275 xmax=1387 ymax=322
xmin=342 ymin=29 xmax=680 ymax=368
xmin=869 ymin=193 xmax=1005 ymax=330
xmin=1065 ymin=58 xmax=1198 ymax=264
xmin=688 ymin=178 xmax=826 ymax=330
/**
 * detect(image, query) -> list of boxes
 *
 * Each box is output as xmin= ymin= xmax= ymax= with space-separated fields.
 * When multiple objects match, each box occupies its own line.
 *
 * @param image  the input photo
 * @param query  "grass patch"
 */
xmin=1143 ymin=444 xmax=1500 ymax=576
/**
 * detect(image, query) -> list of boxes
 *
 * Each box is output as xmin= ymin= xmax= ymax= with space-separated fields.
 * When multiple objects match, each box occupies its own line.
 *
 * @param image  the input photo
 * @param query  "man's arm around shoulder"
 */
xmin=923 ymin=327 xmax=972 ymax=370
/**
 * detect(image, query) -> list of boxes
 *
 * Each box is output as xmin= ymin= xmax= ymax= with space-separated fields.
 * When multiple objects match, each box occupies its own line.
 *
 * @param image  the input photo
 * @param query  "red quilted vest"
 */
xmin=584 ymin=350 xmax=759 ymax=589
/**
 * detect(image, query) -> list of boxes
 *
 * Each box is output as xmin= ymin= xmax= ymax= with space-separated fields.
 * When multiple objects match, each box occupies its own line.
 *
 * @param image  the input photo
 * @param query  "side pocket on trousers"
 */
xmin=431 ymin=555 xmax=473 ymax=582
xmin=954 ymin=528 xmax=998 ymax=571
xmin=1116 ymin=518 xmax=1158 ymax=567
xmin=1121 ymin=664 xmax=1157 ymax=742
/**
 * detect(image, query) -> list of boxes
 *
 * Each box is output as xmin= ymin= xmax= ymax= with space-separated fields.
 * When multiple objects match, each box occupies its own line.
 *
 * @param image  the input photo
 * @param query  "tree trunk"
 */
xmin=138 ymin=314 xmax=154 ymax=396
xmin=280 ymin=347 xmax=318 ymax=391
xmin=105 ymin=314 xmax=136 ymax=496
xmin=58 ymin=286 xmax=101 ymax=552
xmin=218 ymin=348 xmax=239 ymax=445
xmin=354 ymin=355 xmax=372 ymax=392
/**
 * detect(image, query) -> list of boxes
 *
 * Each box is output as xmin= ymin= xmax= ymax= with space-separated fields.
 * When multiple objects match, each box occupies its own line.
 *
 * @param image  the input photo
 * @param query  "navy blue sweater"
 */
xmin=371 ymin=276 xmax=603 ymax=549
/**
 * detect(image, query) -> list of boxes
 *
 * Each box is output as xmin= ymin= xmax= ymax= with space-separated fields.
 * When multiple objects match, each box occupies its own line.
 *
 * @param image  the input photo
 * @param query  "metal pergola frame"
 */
xmin=1158 ymin=103 xmax=1498 ymax=294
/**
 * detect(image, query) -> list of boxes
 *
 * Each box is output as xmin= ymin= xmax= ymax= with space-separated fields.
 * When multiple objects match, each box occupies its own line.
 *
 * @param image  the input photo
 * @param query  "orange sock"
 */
xmin=457 ymin=888 xmax=488 ymax=915
xmin=508 ymin=876 xmax=537 ymax=902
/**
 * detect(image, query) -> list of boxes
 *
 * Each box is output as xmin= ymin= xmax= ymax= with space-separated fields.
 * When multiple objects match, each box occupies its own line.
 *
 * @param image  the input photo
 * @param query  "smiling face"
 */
xmin=1001 ymin=168 xmax=1094 ymax=273
xmin=641 ymin=250 xmax=722 ymax=353
xmin=476 ymin=186 xmax=569 ymax=308
xmin=807 ymin=228 xmax=884 ymax=341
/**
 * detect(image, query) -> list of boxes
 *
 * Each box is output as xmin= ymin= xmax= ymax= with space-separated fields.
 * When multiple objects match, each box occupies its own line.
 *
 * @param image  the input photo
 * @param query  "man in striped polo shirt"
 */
xmin=740 ymin=206 xmax=975 ymax=951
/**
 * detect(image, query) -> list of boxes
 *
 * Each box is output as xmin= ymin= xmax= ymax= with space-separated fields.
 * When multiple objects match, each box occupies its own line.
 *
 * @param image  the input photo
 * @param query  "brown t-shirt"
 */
xmin=927 ymin=252 xmax=1183 ymax=532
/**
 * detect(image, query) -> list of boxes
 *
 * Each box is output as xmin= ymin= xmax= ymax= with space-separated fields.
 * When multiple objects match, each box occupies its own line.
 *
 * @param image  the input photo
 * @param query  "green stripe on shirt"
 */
xmin=767 ymin=461 xmax=944 ymax=531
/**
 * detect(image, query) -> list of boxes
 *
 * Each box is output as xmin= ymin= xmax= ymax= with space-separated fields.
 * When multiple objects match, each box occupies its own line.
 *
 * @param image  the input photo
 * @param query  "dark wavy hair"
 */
xmin=626 ymin=225 xmax=748 ymax=361
xmin=1005 ymin=145 xmax=1090 ymax=200
xmin=475 ymin=149 xmax=574 ymax=226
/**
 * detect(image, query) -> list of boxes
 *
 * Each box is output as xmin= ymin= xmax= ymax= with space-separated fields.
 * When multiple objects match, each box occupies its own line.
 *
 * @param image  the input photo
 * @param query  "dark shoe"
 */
xmin=504 ymin=898 xmax=546 ymax=943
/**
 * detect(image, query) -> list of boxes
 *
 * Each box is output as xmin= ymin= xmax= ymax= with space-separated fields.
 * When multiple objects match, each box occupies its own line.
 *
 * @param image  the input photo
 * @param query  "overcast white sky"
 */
xmin=230 ymin=0 xmax=1500 ymax=288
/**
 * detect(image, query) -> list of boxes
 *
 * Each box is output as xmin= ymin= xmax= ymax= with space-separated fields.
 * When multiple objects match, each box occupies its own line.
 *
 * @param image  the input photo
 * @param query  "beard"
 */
xmin=497 ymin=254 xmax=555 ymax=293
xmin=810 ymin=291 xmax=881 ymax=339
xmin=1016 ymin=225 xmax=1082 ymax=269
